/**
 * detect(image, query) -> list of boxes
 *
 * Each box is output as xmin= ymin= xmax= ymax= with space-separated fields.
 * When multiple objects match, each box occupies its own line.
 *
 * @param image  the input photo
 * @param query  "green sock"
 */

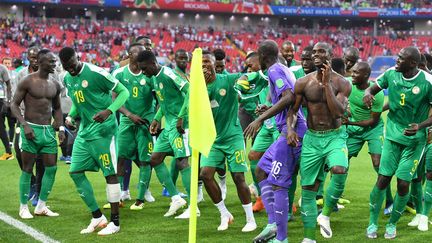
xmin=250 ymin=160 xmax=261 ymax=196
xmin=369 ymin=185 xmax=386 ymax=225
xmin=118 ymin=176 xmax=124 ymax=191
xmin=322 ymin=173 xmax=347 ymax=216
xmin=137 ymin=165 xmax=151 ymax=200
xmin=389 ymin=193 xmax=410 ymax=224
xmin=411 ymin=181 xmax=423 ymax=213
xmin=317 ymin=171 xmax=328 ymax=197
xmin=170 ymin=157 xmax=179 ymax=186
xmin=70 ymin=173 xmax=99 ymax=212
xmin=180 ymin=166 xmax=191 ymax=201
xmin=39 ymin=166 xmax=57 ymax=202
xmin=301 ymin=189 xmax=317 ymax=240
xmin=422 ymin=180 xmax=432 ymax=215
xmin=144 ymin=165 xmax=151 ymax=189
xmin=154 ymin=163 xmax=178 ymax=196
xmin=19 ymin=171 xmax=32 ymax=204
xmin=288 ymin=171 xmax=298 ymax=214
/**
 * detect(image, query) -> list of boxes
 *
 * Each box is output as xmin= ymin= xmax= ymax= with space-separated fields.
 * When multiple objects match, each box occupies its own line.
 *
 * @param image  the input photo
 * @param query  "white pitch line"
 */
xmin=0 ymin=211 xmax=60 ymax=243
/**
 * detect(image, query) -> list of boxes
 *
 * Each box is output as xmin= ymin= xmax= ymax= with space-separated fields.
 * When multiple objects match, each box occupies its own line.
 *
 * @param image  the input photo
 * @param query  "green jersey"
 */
xmin=112 ymin=65 xmax=155 ymax=125
xmin=349 ymin=81 xmax=384 ymax=122
xmin=152 ymin=66 xmax=189 ymax=127
xmin=289 ymin=65 xmax=305 ymax=80
xmin=64 ymin=63 xmax=118 ymax=140
xmin=208 ymin=73 xmax=243 ymax=142
xmin=377 ymin=67 xmax=432 ymax=145
xmin=175 ymin=67 xmax=189 ymax=81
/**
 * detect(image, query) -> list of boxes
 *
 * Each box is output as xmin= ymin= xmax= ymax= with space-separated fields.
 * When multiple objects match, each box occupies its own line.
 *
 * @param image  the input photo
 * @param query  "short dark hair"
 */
xmin=259 ymin=40 xmax=279 ymax=60
xmin=59 ymin=47 xmax=76 ymax=63
xmin=302 ymin=46 xmax=313 ymax=53
xmin=202 ymin=50 xmax=214 ymax=57
xmin=246 ymin=52 xmax=258 ymax=60
xmin=137 ymin=50 xmax=156 ymax=63
xmin=37 ymin=49 xmax=52 ymax=61
xmin=213 ymin=48 xmax=226 ymax=61
xmin=136 ymin=36 xmax=151 ymax=43
xmin=175 ymin=49 xmax=187 ymax=56
xmin=128 ymin=43 xmax=143 ymax=52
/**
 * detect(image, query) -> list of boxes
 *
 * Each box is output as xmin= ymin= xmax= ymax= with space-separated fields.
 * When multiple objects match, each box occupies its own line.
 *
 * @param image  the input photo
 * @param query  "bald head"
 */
xmin=396 ymin=46 xmax=421 ymax=73
xmin=343 ymin=47 xmax=360 ymax=72
xmin=258 ymin=40 xmax=279 ymax=70
xmin=312 ymin=42 xmax=333 ymax=68
xmin=351 ymin=61 xmax=371 ymax=85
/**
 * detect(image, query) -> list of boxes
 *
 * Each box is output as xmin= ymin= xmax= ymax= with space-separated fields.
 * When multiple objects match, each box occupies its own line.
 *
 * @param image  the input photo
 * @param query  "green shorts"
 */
xmin=153 ymin=127 xmax=191 ymax=158
xmin=69 ymin=135 xmax=117 ymax=177
xmin=117 ymin=122 xmax=154 ymax=162
xmin=379 ymin=138 xmax=425 ymax=181
xmin=251 ymin=125 xmax=280 ymax=152
xmin=346 ymin=122 xmax=384 ymax=157
xmin=200 ymin=133 xmax=248 ymax=173
xmin=19 ymin=123 xmax=57 ymax=154
xmin=300 ymin=128 xmax=348 ymax=186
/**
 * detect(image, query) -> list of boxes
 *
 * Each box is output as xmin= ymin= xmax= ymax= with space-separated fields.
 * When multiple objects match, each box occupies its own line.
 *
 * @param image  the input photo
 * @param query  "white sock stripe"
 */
xmin=182 ymin=129 xmax=191 ymax=157
xmin=0 ymin=211 xmax=60 ymax=243
xmin=110 ymin=136 xmax=117 ymax=173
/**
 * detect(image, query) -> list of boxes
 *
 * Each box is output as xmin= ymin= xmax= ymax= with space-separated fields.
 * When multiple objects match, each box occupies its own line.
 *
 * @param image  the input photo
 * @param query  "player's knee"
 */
xmin=106 ymin=183 xmax=121 ymax=203
xmin=150 ymin=153 xmax=164 ymax=166
xmin=370 ymin=154 xmax=381 ymax=168
xmin=330 ymin=166 xmax=346 ymax=175
xmin=232 ymin=172 xmax=246 ymax=184
xmin=200 ymin=168 xmax=214 ymax=182
xmin=105 ymin=175 xmax=119 ymax=184
xmin=176 ymin=158 xmax=190 ymax=170
xmin=396 ymin=179 xmax=410 ymax=196
xmin=376 ymin=175 xmax=391 ymax=189
xmin=426 ymin=171 xmax=432 ymax=180
xmin=69 ymin=172 xmax=84 ymax=183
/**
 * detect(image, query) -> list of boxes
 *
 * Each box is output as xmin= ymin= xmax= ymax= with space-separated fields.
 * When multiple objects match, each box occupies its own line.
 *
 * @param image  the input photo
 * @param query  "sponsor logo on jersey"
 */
xmin=82 ymin=80 xmax=88 ymax=88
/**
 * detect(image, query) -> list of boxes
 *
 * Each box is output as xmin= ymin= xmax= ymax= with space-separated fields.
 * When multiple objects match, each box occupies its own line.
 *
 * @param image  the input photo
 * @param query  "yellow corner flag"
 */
xmin=188 ymin=48 xmax=216 ymax=243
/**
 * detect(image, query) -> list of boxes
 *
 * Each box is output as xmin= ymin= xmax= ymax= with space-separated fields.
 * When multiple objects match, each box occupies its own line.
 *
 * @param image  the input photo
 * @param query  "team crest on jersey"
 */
xmin=159 ymin=83 xmax=163 ymax=89
xmin=82 ymin=80 xmax=88 ymax=88
xmin=412 ymin=86 xmax=420 ymax=94
xmin=140 ymin=79 xmax=146 ymax=85
xmin=219 ymin=89 xmax=226 ymax=96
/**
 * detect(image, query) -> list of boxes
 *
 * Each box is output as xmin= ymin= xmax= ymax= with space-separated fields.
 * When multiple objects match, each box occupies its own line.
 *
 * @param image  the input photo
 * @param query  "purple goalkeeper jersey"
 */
xmin=267 ymin=62 xmax=307 ymax=136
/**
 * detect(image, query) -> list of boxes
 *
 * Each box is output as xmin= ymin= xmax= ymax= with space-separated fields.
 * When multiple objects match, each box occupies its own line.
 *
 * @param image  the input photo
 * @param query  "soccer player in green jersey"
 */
xmin=59 ymin=47 xmax=129 ymax=235
xmin=280 ymin=41 xmax=300 ymax=68
xmin=364 ymin=47 xmax=432 ymax=239
xmin=111 ymin=43 xmax=155 ymax=210
xmin=199 ymin=51 xmax=257 ymax=232
xmin=137 ymin=50 xmax=192 ymax=218
xmin=12 ymin=49 xmax=65 ymax=219
xmin=342 ymin=62 xmax=392 ymax=210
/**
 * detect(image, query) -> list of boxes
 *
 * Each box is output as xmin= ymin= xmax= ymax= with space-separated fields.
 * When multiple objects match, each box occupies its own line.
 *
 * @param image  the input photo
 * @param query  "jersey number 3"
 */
xmin=399 ymin=93 xmax=405 ymax=106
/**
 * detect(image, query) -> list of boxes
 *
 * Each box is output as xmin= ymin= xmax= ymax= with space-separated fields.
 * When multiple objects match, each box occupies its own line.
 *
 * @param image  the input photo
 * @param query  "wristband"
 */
xmin=59 ymin=126 xmax=65 ymax=132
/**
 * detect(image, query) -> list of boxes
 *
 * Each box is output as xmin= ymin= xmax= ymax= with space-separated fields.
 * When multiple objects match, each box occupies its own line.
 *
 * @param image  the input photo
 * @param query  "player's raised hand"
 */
xmin=150 ymin=120 xmax=160 ymax=135
xmin=176 ymin=117 xmax=185 ymax=134
xmin=287 ymin=128 xmax=299 ymax=147
xmin=244 ymin=119 xmax=263 ymax=139
xmin=93 ymin=109 xmax=112 ymax=123
xmin=404 ymin=123 xmax=419 ymax=136
xmin=128 ymin=114 xmax=147 ymax=125
xmin=321 ymin=60 xmax=331 ymax=86
xmin=23 ymin=124 xmax=35 ymax=140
